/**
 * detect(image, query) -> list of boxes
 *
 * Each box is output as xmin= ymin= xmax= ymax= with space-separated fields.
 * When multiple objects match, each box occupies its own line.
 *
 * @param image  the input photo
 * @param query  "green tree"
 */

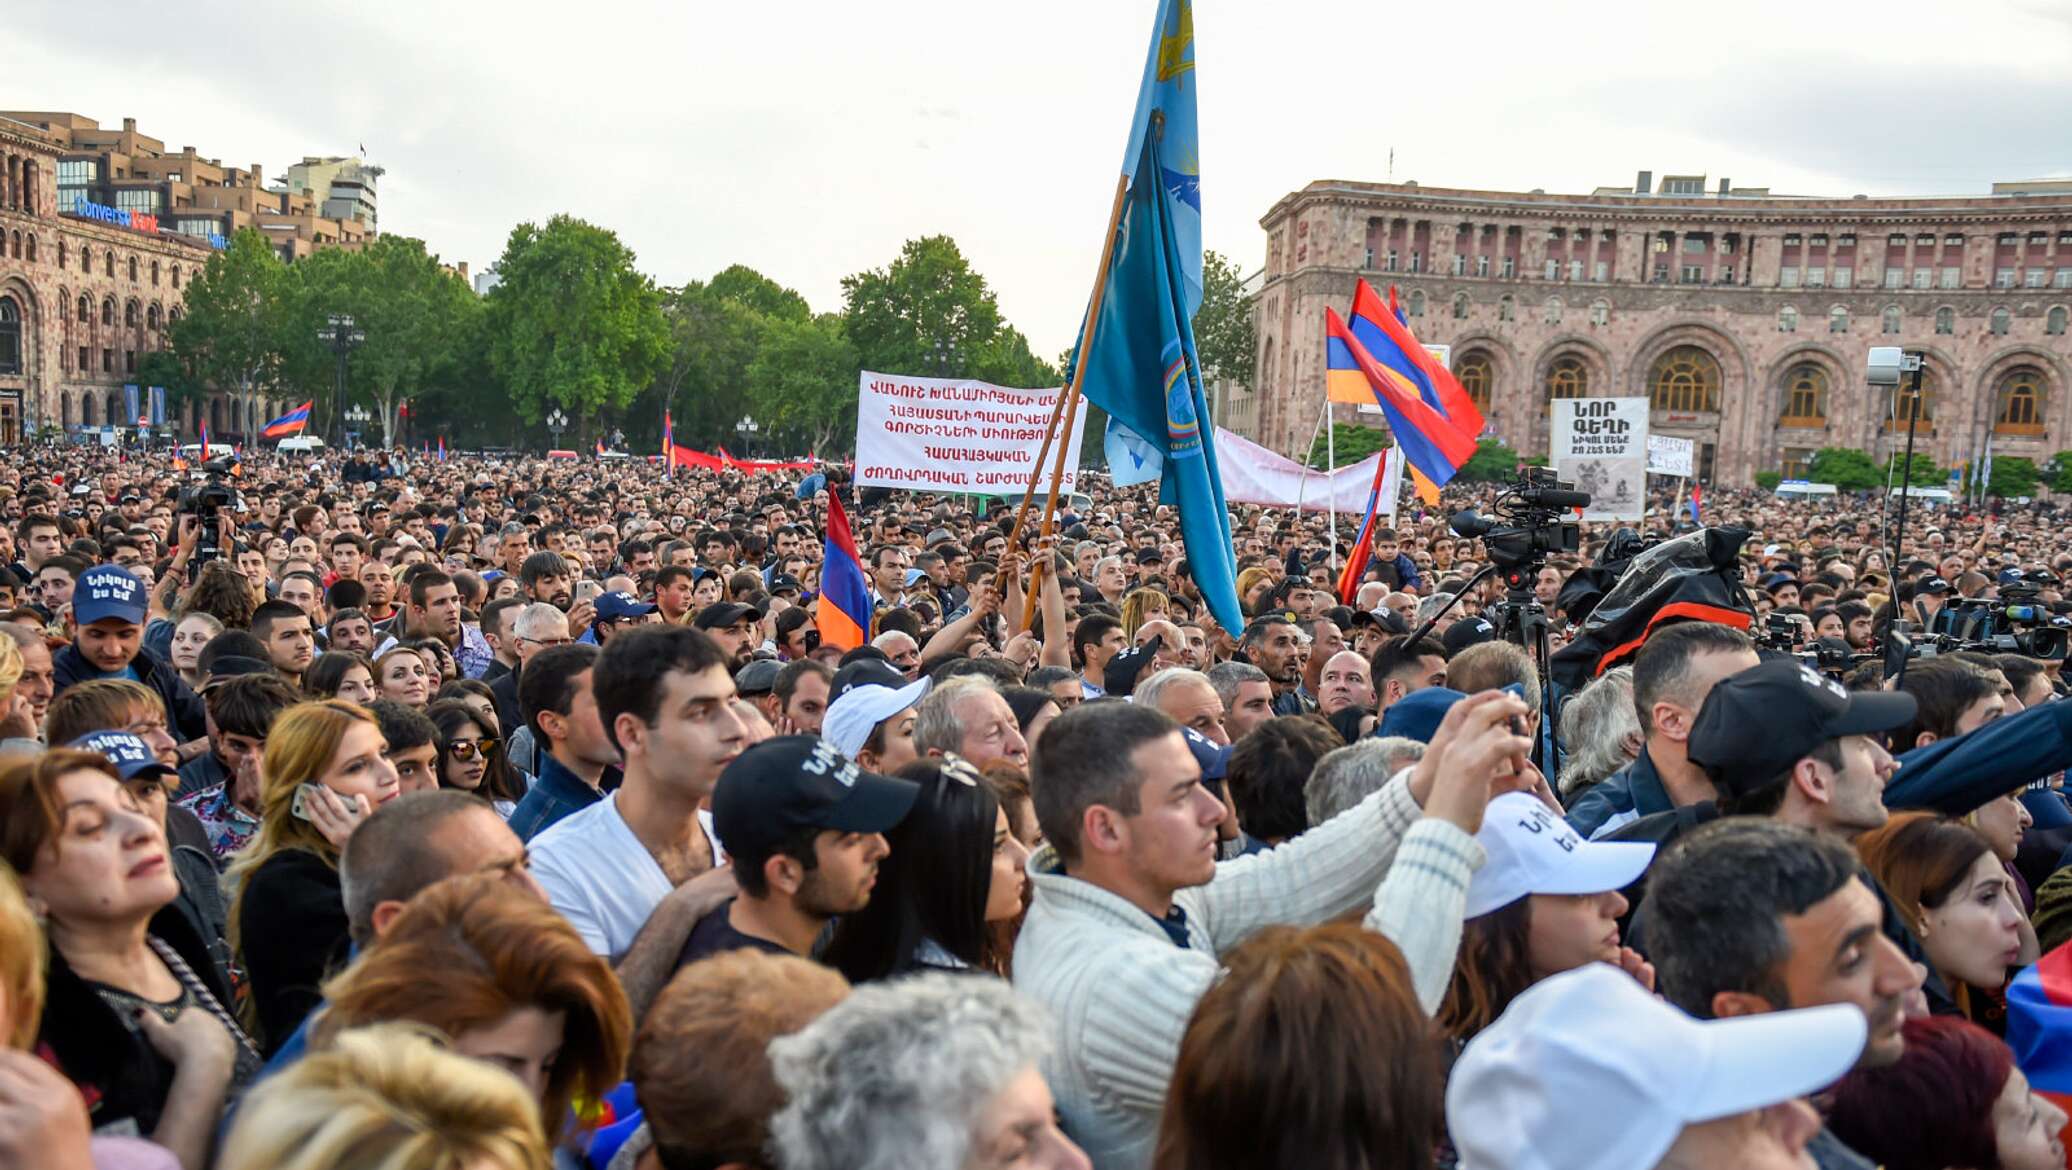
xmin=1808 ymin=447 xmax=1883 ymax=490
xmin=1459 ymin=438 xmax=1528 ymax=483
xmin=707 ymin=264 xmax=811 ymax=323
xmin=2048 ymin=451 xmax=2072 ymax=493
xmin=1305 ymin=422 xmax=1389 ymax=469
xmin=742 ymin=313 xmax=861 ymax=455
xmin=290 ymin=236 xmax=479 ymax=448
xmin=162 ymin=228 xmax=294 ymax=431
xmin=1194 ymin=249 xmax=1256 ymax=389
xmin=485 ymin=215 xmax=670 ymax=432
xmin=1986 ymin=455 xmax=2040 ymax=499
xmin=841 ymin=236 xmax=1006 ymax=380
xmin=1753 ymin=470 xmax=1783 ymax=490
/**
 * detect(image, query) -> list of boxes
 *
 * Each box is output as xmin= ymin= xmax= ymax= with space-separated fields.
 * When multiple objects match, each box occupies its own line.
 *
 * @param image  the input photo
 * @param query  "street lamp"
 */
xmin=547 ymin=408 xmax=568 ymax=449
xmin=343 ymin=403 xmax=370 ymax=451
xmin=316 ymin=314 xmax=365 ymax=449
xmin=927 ymin=338 xmax=960 ymax=377
xmin=735 ymin=415 xmax=760 ymax=456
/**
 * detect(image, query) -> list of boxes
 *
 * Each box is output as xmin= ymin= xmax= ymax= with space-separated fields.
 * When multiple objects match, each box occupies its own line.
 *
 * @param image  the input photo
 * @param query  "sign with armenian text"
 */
xmin=854 ymin=372 xmax=1086 ymax=493
xmin=1551 ymin=397 xmax=1649 ymax=521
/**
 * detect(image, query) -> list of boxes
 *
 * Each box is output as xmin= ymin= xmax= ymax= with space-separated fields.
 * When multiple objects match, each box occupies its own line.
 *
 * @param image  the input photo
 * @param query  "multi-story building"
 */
xmin=284 ymin=156 xmax=380 ymax=233
xmin=1248 ymin=171 xmax=2072 ymax=485
xmin=0 ymin=112 xmax=375 ymax=443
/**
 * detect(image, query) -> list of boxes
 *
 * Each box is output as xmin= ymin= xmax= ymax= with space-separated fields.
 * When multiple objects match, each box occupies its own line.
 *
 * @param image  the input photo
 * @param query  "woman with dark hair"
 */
xmin=427 ymin=699 xmax=523 ymax=816
xmin=820 ymin=754 xmax=1030 ymax=982
xmin=1858 ymin=812 xmax=2037 ymax=1031
xmin=1154 ymin=922 xmax=1440 ymax=1170
xmin=303 ymin=651 xmax=375 ymax=705
xmin=1827 ymin=1015 xmax=2066 ymax=1170
xmin=1001 ymin=685 xmax=1061 ymax=746
xmin=1436 ymin=793 xmax=1655 ymax=1046
xmin=435 ymin=677 xmax=502 ymax=733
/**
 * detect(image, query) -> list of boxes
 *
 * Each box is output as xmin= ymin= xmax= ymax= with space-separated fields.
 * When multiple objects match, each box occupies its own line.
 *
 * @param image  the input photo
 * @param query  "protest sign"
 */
xmin=854 ymin=372 xmax=1086 ymax=493
xmin=1551 ymin=397 xmax=1649 ymax=521
xmin=1647 ymin=434 xmax=1696 ymax=478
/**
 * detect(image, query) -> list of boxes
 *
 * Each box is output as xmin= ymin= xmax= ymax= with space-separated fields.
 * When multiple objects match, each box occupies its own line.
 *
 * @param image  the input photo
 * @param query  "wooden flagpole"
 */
xmin=1008 ymin=172 xmax=1132 ymax=628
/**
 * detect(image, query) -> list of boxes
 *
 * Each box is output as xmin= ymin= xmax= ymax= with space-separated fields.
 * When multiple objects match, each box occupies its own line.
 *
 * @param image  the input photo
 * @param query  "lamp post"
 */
xmin=344 ymin=403 xmax=370 ymax=451
xmin=735 ymin=415 xmax=760 ymax=457
xmin=547 ymin=408 xmax=568 ymax=450
xmin=316 ymin=314 xmax=365 ymax=449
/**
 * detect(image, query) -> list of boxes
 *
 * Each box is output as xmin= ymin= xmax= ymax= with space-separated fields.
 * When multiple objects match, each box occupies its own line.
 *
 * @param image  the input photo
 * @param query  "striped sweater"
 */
xmin=1011 ymin=772 xmax=1482 ymax=1170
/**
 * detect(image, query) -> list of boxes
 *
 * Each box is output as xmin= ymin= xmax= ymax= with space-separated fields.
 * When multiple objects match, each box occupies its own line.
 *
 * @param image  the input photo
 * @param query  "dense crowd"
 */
xmin=3 ymin=441 xmax=2072 ymax=1170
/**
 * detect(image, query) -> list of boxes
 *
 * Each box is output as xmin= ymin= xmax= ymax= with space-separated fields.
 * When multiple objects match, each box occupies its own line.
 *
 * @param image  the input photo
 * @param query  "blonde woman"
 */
xmin=1119 ymin=588 xmax=1171 ymax=640
xmin=218 ymin=1023 xmax=549 ymax=1170
xmin=228 ymin=701 xmax=399 ymax=1053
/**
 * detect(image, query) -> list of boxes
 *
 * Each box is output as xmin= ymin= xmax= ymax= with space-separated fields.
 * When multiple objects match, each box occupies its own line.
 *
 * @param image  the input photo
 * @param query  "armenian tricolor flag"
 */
xmin=1325 ymin=307 xmax=1477 ymax=498
xmin=1336 ymin=446 xmax=1401 ymax=605
xmin=662 ymin=410 xmax=675 ymax=479
xmin=261 ymin=400 xmax=313 ymax=439
xmin=2005 ymin=941 xmax=2072 ymax=1149
xmin=816 ymin=492 xmax=872 ymax=651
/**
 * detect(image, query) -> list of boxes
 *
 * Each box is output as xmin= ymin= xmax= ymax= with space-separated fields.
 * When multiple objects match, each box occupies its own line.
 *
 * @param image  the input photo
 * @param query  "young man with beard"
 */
xmin=693 ymin=601 xmax=760 ymax=672
xmin=530 ymin=626 xmax=751 ymax=1014
xmin=249 ymin=599 xmax=317 ymax=690
xmin=676 ymin=735 xmax=917 ymax=966
xmin=1242 ymin=613 xmax=1312 ymax=717
xmin=520 ymin=550 xmax=576 ymax=611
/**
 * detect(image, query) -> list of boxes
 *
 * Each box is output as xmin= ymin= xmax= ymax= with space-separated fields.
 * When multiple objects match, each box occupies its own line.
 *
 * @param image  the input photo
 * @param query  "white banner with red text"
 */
xmin=853 ymin=372 xmax=1086 ymax=493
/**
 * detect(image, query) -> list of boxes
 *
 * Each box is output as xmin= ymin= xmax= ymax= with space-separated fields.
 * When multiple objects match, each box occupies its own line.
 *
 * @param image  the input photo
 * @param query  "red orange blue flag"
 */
xmin=817 ymin=492 xmax=872 ymax=651
xmin=260 ymin=401 xmax=313 ymax=439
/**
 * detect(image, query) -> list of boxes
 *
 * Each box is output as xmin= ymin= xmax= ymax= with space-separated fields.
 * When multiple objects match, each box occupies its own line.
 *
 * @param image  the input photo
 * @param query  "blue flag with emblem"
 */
xmin=1072 ymin=0 xmax=1242 ymax=632
xmin=1104 ymin=415 xmax=1163 ymax=487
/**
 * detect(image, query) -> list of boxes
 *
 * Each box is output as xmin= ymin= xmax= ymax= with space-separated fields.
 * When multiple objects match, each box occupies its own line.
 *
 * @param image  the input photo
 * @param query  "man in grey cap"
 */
xmin=737 ymin=658 xmax=786 ymax=729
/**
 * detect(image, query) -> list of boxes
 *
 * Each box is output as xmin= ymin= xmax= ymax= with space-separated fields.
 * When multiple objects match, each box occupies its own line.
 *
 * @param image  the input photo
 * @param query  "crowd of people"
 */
xmin=2 ymin=439 xmax=2072 ymax=1170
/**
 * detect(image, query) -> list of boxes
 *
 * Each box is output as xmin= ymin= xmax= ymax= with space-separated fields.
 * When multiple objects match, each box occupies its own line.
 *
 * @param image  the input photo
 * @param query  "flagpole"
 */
xmin=1010 ymin=173 xmax=1131 ymax=627
xmin=1293 ymin=397 xmax=1328 ymax=516
xmin=1325 ymin=405 xmax=1337 ymax=575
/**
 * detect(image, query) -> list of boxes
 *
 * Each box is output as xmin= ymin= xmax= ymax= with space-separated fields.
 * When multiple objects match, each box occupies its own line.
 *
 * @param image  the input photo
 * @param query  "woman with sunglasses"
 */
xmin=428 ymin=700 xmax=524 ymax=817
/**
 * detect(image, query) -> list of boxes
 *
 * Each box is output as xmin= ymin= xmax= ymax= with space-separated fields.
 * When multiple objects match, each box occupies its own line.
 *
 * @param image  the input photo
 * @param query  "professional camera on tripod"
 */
xmin=1927 ymin=580 xmax=2071 ymax=661
xmin=1406 ymin=467 xmax=1590 ymax=774
xmin=176 ymin=456 xmax=238 ymax=583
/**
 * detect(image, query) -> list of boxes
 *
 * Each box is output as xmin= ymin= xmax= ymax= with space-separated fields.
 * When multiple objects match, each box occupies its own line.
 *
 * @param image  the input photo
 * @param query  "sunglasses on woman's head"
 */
xmin=446 ymin=738 xmax=499 ymax=761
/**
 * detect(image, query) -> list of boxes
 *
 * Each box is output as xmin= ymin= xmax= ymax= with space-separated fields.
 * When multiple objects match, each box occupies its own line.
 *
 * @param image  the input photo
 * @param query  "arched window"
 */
xmin=1544 ymin=297 xmax=1564 ymax=325
xmin=1589 ymin=299 xmax=1610 ymax=326
xmin=2051 ymin=307 xmax=2069 ymax=336
xmin=127 ymin=256 xmax=138 ymax=282
xmin=1991 ymin=307 xmax=2012 ymax=335
xmin=150 ymin=261 xmax=160 ymax=286
xmin=1452 ymin=293 xmax=1469 ymax=320
xmin=79 ymin=246 xmax=90 ymax=274
xmin=82 ymin=393 xmax=96 ymax=426
xmin=1455 ymin=353 xmax=1493 ymax=415
xmin=1996 ymin=368 xmax=2045 ymax=434
xmin=100 ymin=299 xmax=114 ymax=327
xmin=24 ymin=235 xmax=34 ymax=263
xmin=1497 ymin=295 xmax=1515 ymax=322
xmin=1780 ymin=364 xmax=1827 ymax=426
xmin=1882 ymin=305 xmax=1902 ymax=334
xmin=1888 ymin=371 xmax=1935 ymax=432
xmin=0 ymin=297 xmax=20 ymax=376
xmin=1778 ymin=306 xmax=1799 ymax=332
xmin=1649 ymin=345 xmax=1721 ymax=413
xmin=1407 ymin=289 xmax=1426 ymax=318
xmin=171 ymin=265 xmax=181 ymax=289
xmin=57 ymin=241 xmax=65 ymax=268
xmin=106 ymin=392 xmax=120 ymax=426
xmin=9 ymin=231 xmax=18 ymax=259
xmin=147 ymin=304 xmax=161 ymax=330
xmin=75 ymin=295 xmax=88 ymax=324
xmin=1828 ymin=306 xmax=1849 ymax=333
xmin=61 ymin=394 xmax=71 ymax=428
xmin=1547 ymin=355 xmax=1590 ymax=411
xmin=1935 ymin=306 xmax=1955 ymax=334
xmin=124 ymin=302 xmax=137 ymax=328
xmin=168 ymin=308 xmax=180 ymax=327
xmin=104 ymin=253 xmax=112 ymax=277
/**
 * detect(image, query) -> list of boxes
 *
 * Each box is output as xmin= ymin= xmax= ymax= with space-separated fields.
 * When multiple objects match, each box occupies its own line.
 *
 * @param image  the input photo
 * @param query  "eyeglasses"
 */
xmin=519 ymin=635 xmax=572 ymax=647
xmin=447 ymin=738 xmax=499 ymax=761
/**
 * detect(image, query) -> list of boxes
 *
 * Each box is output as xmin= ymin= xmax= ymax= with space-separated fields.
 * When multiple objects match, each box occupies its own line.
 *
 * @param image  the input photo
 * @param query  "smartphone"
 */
xmin=574 ymin=580 xmax=605 ymax=605
xmin=290 ymin=782 xmax=321 ymax=822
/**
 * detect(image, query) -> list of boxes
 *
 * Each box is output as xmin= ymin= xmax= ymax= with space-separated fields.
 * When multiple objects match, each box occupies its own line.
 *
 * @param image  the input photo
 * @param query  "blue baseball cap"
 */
xmin=70 ymin=731 xmax=176 ymax=781
xmin=1181 ymin=725 xmax=1231 ymax=781
xmin=594 ymin=590 xmax=656 ymax=622
xmin=1375 ymin=686 xmax=1468 ymax=744
xmin=73 ymin=564 xmax=148 ymax=626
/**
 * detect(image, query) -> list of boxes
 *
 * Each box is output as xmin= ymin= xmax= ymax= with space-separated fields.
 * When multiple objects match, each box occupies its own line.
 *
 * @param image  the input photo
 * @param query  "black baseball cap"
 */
xmin=694 ymin=602 xmax=758 ymax=630
xmin=1914 ymin=576 xmax=1953 ymax=597
xmin=831 ymin=657 xmax=908 ymax=701
xmin=1687 ymin=658 xmax=1918 ymax=794
xmin=712 ymin=735 xmax=919 ymax=864
xmin=1443 ymin=615 xmax=1498 ymax=656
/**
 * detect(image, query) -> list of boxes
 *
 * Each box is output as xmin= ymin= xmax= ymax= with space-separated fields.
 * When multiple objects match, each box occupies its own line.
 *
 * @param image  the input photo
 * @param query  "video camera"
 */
xmin=1450 ymin=467 xmax=1588 ymax=588
xmin=1929 ymin=584 xmax=2071 ymax=660
xmin=176 ymin=455 xmax=238 ymax=582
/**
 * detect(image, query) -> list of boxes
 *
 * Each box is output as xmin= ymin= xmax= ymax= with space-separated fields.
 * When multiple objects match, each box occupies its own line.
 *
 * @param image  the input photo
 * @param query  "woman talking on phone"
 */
xmin=227 ymin=700 xmax=399 ymax=1054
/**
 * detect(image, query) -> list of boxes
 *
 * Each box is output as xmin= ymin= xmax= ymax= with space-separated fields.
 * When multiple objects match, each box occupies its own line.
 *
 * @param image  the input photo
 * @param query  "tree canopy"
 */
xmin=485 ymin=215 xmax=671 ymax=427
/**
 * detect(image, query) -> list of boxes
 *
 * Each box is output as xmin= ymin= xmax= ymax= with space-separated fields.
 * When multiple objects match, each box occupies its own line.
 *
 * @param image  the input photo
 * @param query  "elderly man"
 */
xmin=1134 ymin=667 xmax=1230 ymax=745
xmin=910 ymin=675 xmax=1029 ymax=770
xmin=1316 ymin=650 xmax=1374 ymax=718
xmin=870 ymin=630 xmax=922 ymax=681
xmin=1205 ymin=661 xmax=1274 ymax=744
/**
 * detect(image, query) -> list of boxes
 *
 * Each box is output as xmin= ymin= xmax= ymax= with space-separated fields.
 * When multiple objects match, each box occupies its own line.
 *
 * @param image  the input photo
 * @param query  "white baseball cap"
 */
xmin=1464 ymin=793 xmax=1656 ymax=919
xmin=822 ymin=660 xmax=930 ymax=761
xmin=1447 ymin=964 xmax=1868 ymax=1170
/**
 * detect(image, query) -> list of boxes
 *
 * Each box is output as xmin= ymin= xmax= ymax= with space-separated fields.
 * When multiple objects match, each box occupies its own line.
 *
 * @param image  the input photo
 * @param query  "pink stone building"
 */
xmin=1244 ymin=171 xmax=2072 ymax=485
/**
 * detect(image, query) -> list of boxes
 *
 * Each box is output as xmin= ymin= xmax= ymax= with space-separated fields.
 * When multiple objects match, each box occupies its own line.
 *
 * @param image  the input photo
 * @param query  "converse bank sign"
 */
xmin=70 ymin=197 xmax=227 ymax=249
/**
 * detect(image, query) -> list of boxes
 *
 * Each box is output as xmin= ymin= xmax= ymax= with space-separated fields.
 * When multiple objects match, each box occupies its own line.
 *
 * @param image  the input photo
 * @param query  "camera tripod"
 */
xmin=1406 ymin=558 xmax=1558 ymax=777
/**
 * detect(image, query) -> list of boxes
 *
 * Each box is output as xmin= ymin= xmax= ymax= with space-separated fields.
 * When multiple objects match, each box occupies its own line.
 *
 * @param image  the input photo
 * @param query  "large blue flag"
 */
xmin=1074 ymin=0 xmax=1241 ymax=633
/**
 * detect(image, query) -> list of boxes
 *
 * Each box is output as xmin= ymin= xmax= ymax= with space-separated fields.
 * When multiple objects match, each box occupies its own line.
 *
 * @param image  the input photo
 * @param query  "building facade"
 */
xmin=0 ymin=112 xmax=375 ymax=444
xmin=1248 ymin=172 xmax=2072 ymax=485
xmin=284 ymin=156 xmax=380 ymax=233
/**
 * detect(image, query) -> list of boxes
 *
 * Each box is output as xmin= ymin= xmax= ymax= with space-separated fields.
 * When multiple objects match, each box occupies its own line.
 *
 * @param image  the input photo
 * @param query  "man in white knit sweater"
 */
xmin=1013 ymin=692 xmax=1528 ymax=1170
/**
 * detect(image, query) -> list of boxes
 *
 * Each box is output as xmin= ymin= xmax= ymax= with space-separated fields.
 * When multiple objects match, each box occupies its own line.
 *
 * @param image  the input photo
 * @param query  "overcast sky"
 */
xmin=11 ymin=0 xmax=2072 ymax=358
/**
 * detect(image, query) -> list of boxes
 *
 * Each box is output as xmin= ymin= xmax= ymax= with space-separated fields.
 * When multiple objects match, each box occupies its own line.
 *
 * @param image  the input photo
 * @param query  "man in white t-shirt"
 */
xmin=530 ymin=624 xmax=747 ymax=1018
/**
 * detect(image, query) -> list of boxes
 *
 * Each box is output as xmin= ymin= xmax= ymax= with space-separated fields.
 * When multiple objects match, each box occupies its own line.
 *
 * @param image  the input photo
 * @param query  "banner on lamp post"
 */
xmin=1550 ymin=397 xmax=1649 ymax=521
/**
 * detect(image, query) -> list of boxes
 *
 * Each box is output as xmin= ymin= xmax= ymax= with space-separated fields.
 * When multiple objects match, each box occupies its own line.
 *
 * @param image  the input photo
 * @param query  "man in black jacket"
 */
xmin=52 ymin=564 xmax=207 ymax=745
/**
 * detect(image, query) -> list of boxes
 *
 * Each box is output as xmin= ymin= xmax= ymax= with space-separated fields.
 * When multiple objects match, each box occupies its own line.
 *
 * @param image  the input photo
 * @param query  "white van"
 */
xmin=276 ymin=436 xmax=326 ymax=454
xmin=1773 ymin=480 xmax=1839 ymax=501
xmin=1888 ymin=485 xmax=1956 ymax=505
xmin=178 ymin=443 xmax=234 ymax=459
